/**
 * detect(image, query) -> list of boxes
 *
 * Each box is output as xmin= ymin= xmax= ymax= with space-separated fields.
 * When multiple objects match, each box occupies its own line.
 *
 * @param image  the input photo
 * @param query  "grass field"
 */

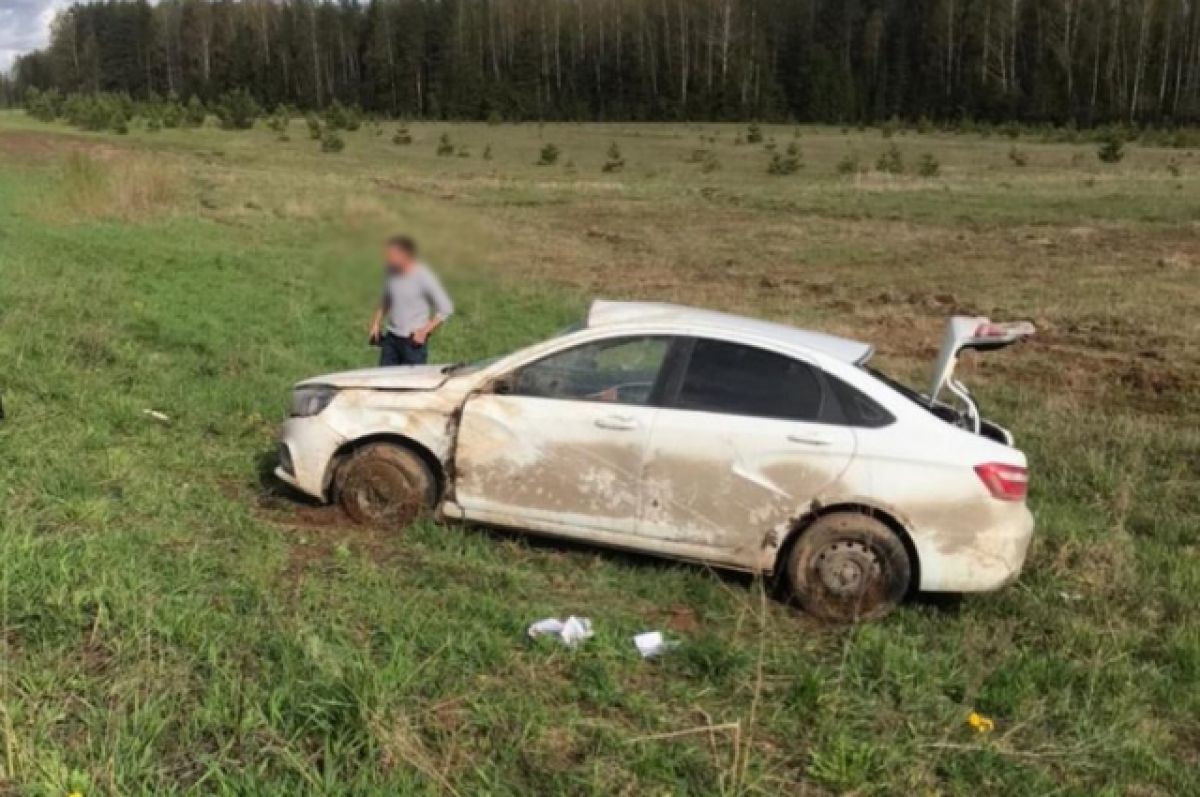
xmin=0 ymin=111 xmax=1197 ymax=796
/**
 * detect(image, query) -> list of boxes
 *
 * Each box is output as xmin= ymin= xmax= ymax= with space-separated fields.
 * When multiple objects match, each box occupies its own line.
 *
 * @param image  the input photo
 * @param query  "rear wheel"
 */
xmin=786 ymin=512 xmax=911 ymax=623
xmin=335 ymin=443 xmax=437 ymax=528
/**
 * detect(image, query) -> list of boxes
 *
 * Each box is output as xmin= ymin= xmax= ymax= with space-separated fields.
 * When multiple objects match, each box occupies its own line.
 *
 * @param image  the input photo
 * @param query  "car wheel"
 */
xmin=786 ymin=512 xmax=911 ymax=623
xmin=335 ymin=443 xmax=437 ymax=528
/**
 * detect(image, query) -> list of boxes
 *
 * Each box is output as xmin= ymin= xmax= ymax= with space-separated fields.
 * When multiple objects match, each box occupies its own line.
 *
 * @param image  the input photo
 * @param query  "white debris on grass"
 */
xmin=527 ymin=616 xmax=594 ymax=648
xmin=633 ymin=630 xmax=678 ymax=659
xmin=142 ymin=409 xmax=171 ymax=423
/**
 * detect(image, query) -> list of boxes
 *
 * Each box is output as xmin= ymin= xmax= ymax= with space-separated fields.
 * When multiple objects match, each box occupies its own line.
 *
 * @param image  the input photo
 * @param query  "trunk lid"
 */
xmin=928 ymin=316 xmax=1035 ymax=404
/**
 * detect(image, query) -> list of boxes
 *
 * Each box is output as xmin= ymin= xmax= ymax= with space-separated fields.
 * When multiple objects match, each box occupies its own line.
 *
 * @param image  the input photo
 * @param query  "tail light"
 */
xmin=974 ymin=462 xmax=1029 ymax=501
xmin=974 ymin=323 xmax=1006 ymax=338
xmin=973 ymin=321 xmax=1036 ymax=340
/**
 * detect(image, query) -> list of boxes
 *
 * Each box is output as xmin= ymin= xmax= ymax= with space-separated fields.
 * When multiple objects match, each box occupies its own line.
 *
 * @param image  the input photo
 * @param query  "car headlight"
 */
xmin=290 ymin=386 xmax=337 ymax=417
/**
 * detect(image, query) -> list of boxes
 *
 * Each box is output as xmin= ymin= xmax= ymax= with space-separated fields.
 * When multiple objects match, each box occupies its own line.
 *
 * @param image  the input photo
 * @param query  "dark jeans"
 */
xmin=379 ymin=333 xmax=429 ymax=367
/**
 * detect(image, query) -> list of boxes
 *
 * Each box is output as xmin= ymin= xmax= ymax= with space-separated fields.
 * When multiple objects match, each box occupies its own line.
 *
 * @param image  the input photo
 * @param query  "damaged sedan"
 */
xmin=277 ymin=301 xmax=1035 ymax=621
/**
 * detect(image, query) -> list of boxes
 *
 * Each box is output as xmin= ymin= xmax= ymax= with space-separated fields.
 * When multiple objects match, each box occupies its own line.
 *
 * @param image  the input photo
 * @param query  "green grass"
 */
xmin=0 ymin=112 xmax=1197 ymax=795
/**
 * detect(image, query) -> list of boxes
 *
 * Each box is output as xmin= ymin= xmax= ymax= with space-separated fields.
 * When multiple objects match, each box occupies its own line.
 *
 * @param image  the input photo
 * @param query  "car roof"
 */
xmin=586 ymin=300 xmax=874 ymax=364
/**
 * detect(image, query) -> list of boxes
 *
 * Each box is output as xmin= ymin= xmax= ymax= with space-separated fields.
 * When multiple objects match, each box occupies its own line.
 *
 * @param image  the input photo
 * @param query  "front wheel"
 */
xmin=335 ymin=443 xmax=437 ymax=528
xmin=786 ymin=512 xmax=912 ymax=623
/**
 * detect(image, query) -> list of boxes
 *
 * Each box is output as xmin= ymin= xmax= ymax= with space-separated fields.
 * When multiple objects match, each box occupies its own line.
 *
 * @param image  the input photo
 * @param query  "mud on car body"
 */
xmin=277 ymin=300 xmax=1036 ymax=621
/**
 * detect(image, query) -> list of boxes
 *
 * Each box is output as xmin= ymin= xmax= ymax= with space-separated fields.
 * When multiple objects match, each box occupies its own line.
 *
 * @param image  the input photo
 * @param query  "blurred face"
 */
xmin=385 ymin=244 xmax=415 ymax=273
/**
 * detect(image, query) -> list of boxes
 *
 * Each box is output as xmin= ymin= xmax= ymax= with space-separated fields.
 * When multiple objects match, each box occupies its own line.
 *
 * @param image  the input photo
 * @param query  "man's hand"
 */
xmin=368 ymin=319 xmax=382 ymax=345
xmin=412 ymin=316 xmax=445 ymax=346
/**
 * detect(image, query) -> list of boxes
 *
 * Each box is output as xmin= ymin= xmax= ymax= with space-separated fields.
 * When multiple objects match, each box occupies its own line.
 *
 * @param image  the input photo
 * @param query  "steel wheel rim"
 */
xmin=813 ymin=540 xmax=883 ymax=600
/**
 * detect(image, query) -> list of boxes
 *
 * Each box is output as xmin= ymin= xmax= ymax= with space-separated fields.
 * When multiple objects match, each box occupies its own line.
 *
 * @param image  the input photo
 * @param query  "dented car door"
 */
xmin=454 ymin=336 xmax=674 ymax=535
xmin=638 ymin=339 xmax=855 ymax=565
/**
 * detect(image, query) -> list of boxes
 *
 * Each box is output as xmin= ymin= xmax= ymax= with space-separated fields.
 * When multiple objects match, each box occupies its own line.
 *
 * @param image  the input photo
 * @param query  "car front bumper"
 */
xmin=275 ymin=415 xmax=347 ymax=501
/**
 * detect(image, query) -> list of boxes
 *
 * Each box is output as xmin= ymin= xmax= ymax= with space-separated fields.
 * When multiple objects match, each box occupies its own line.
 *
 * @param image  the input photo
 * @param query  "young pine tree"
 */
xmin=876 ymin=143 xmax=905 ymax=174
xmin=602 ymin=141 xmax=625 ymax=173
xmin=306 ymin=114 xmax=322 ymax=140
xmin=536 ymin=142 xmax=560 ymax=166
xmin=320 ymin=130 xmax=345 ymax=153
xmin=916 ymin=153 xmax=940 ymax=177
xmin=183 ymin=96 xmax=206 ymax=128
xmin=267 ymin=105 xmax=289 ymax=134
xmin=1097 ymin=132 xmax=1125 ymax=163
xmin=767 ymin=145 xmax=801 ymax=175
xmin=214 ymin=89 xmax=260 ymax=130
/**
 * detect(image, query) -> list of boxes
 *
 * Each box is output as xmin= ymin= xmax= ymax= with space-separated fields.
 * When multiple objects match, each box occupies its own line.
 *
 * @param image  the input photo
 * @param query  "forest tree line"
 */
xmin=5 ymin=0 xmax=1200 ymax=125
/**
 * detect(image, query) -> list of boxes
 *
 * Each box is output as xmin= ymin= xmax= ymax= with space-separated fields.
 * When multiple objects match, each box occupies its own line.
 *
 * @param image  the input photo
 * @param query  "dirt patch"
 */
xmin=370 ymin=709 xmax=457 ymax=788
xmin=255 ymin=489 xmax=409 ymax=581
xmin=0 ymin=129 xmax=121 ymax=161
xmin=257 ymin=488 xmax=346 ymax=528
xmin=492 ymin=198 xmax=1200 ymax=417
xmin=1116 ymin=359 xmax=1189 ymax=397
xmin=664 ymin=604 xmax=700 ymax=633
xmin=80 ymin=634 xmax=116 ymax=677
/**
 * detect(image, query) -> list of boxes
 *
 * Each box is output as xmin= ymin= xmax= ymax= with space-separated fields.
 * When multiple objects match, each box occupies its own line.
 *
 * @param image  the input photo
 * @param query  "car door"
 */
xmin=455 ymin=335 xmax=676 ymax=536
xmin=638 ymin=338 xmax=855 ymax=560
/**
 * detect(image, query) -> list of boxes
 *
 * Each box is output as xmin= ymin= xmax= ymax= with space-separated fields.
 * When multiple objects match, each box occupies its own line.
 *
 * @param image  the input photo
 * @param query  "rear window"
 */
xmin=862 ymin=365 xmax=965 ymax=424
xmin=863 ymin=367 xmax=922 ymax=401
xmin=826 ymin=374 xmax=894 ymax=428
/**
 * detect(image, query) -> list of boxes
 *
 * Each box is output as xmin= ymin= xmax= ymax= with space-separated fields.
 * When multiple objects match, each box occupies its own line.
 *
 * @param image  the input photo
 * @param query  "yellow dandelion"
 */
xmin=967 ymin=711 xmax=995 ymax=734
xmin=68 ymin=791 xmax=84 ymax=797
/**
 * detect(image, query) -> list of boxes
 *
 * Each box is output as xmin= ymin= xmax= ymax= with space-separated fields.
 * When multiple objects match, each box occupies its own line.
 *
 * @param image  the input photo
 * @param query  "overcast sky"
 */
xmin=0 ymin=0 xmax=73 ymax=73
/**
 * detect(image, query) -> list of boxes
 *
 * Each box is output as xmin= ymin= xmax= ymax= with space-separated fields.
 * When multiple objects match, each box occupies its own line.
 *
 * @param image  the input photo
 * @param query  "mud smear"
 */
xmin=641 ymin=453 xmax=841 ymax=558
xmin=460 ymin=438 xmax=645 ymax=518
xmin=904 ymin=498 xmax=996 ymax=556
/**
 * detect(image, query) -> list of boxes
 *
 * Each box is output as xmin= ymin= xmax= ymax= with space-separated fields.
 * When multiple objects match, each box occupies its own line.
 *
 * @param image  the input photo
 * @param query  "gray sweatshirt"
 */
xmin=381 ymin=264 xmax=454 ymax=337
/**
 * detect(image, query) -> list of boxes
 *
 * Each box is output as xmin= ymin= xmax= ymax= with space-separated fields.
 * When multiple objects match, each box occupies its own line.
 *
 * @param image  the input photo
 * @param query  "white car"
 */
xmin=277 ymin=301 xmax=1035 ymax=621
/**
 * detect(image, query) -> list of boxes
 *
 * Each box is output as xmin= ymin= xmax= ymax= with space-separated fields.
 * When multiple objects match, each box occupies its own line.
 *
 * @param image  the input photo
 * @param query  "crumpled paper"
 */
xmin=633 ymin=630 xmax=679 ymax=659
xmin=527 ymin=616 xmax=594 ymax=648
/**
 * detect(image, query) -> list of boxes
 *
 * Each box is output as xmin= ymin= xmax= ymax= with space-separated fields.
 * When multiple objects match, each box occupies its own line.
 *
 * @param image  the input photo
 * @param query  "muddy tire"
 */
xmin=335 ymin=443 xmax=437 ymax=528
xmin=786 ymin=512 xmax=911 ymax=623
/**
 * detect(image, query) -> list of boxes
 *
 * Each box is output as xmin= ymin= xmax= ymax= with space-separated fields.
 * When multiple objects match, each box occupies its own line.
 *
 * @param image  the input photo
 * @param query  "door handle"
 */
xmin=787 ymin=432 xmax=832 ymax=446
xmin=595 ymin=415 xmax=639 ymax=431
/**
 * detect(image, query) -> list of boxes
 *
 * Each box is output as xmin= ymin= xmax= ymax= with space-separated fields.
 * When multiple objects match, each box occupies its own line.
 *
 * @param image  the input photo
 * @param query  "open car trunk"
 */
xmin=924 ymin=316 xmax=1035 ymax=445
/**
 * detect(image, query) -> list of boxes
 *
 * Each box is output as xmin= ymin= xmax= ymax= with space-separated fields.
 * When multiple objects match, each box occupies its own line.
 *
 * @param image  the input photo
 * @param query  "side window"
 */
xmin=511 ymin=336 xmax=671 ymax=405
xmin=674 ymin=339 xmax=823 ymax=420
xmin=826 ymin=374 xmax=895 ymax=428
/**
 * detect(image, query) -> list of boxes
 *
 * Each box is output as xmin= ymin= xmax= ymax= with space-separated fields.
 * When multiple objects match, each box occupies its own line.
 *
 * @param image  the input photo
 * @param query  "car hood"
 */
xmin=298 ymin=364 xmax=453 ymax=390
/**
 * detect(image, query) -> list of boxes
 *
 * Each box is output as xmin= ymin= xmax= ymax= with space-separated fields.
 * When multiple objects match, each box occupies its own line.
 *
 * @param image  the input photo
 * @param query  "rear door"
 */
xmin=455 ymin=335 xmax=676 ymax=536
xmin=638 ymin=338 xmax=855 ymax=560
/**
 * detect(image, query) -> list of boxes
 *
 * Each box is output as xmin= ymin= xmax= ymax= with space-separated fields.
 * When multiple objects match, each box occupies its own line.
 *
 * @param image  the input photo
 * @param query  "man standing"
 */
xmin=368 ymin=236 xmax=454 ymax=367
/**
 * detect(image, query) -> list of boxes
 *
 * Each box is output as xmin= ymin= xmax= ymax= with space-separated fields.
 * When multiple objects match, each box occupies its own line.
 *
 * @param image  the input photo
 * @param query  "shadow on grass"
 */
xmin=462 ymin=518 xmax=757 ymax=580
xmin=254 ymin=446 xmax=324 ymax=508
xmin=252 ymin=446 xmax=962 ymax=617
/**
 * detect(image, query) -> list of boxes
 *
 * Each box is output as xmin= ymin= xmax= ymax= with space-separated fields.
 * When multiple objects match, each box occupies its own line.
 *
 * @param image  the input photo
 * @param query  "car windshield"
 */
xmin=444 ymin=322 xmax=584 ymax=376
